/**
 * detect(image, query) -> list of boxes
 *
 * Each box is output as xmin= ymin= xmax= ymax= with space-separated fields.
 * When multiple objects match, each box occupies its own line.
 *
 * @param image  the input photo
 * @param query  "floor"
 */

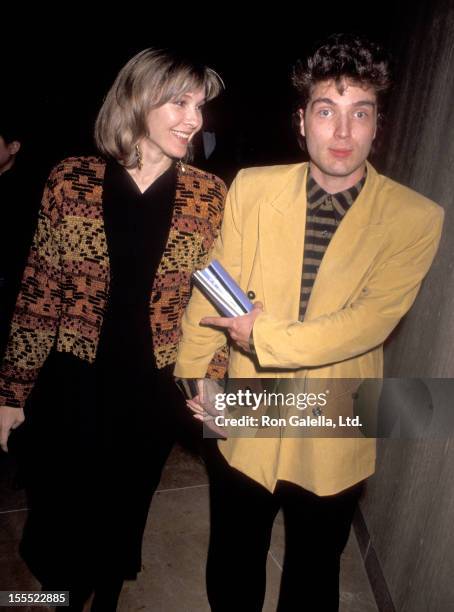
xmin=0 ymin=444 xmax=378 ymax=611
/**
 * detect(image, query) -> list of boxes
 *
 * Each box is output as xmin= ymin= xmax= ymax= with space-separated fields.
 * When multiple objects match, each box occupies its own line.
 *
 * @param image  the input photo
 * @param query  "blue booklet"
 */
xmin=192 ymin=260 xmax=254 ymax=317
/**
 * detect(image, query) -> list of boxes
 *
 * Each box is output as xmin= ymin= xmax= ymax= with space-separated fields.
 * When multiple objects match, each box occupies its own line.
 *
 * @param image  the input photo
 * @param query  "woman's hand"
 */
xmin=0 ymin=406 xmax=25 ymax=452
xmin=186 ymin=379 xmax=226 ymax=438
xmin=187 ymin=379 xmax=214 ymax=418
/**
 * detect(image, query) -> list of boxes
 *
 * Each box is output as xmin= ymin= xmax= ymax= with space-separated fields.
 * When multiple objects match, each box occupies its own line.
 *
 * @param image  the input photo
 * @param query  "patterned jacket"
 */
xmin=0 ymin=156 xmax=228 ymax=409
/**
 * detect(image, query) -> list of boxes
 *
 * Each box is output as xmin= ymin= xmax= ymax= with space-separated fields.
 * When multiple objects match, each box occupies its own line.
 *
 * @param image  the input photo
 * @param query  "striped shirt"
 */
xmin=299 ymin=171 xmax=366 ymax=320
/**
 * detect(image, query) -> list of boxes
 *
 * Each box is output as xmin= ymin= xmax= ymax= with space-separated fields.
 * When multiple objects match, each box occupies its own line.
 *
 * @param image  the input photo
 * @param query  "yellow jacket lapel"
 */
xmin=258 ymin=164 xmax=307 ymax=318
xmin=305 ymin=162 xmax=385 ymax=319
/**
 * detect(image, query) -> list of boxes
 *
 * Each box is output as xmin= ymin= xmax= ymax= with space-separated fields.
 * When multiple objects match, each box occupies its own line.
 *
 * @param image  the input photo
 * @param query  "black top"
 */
xmin=95 ymin=160 xmax=177 ymax=391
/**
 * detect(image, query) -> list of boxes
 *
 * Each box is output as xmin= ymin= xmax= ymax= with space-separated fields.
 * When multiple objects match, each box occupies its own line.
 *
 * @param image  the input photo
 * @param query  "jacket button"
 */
xmin=247 ymin=290 xmax=256 ymax=300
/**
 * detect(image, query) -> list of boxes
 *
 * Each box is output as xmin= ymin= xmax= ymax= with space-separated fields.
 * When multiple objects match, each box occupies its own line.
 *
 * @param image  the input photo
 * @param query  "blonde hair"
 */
xmin=94 ymin=48 xmax=223 ymax=167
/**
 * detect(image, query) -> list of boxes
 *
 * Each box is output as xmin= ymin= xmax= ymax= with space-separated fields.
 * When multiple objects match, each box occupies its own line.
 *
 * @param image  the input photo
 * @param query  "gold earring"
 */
xmin=135 ymin=144 xmax=143 ymax=171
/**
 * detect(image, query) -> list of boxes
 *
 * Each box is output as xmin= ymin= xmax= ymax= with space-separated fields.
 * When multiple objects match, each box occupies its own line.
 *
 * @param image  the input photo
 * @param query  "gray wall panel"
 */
xmin=361 ymin=2 xmax=454 ymax=610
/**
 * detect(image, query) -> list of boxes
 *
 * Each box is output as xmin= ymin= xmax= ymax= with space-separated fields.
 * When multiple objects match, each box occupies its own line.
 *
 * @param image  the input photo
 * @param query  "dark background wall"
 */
xmin=1 ymin=4 xmax=416 ymax=180
xmin=359 ymin=1 xmax=454 ymax=610
xmin=381 ymin=0 xmax=454 ymax=378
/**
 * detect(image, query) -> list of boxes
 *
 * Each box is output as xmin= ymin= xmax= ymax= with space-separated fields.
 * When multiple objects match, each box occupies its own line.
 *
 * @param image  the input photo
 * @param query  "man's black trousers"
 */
xmin=205 ymin=443 xmax=362 ymax=611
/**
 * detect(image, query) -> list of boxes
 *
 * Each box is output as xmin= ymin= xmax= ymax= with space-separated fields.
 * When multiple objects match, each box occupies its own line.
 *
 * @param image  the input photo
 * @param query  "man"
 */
xmin=174 ymin=34 xmax=444 ymax=611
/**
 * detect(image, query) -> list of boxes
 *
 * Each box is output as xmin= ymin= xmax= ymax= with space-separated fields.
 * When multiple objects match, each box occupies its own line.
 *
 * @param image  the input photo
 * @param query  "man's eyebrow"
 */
xmin=353 ymin=100 xmax=376 ymax=107
xmin=310 ymin=97 xmax=376 ymax=108
xmin=311 ymin=97 xmax=335 ymax=107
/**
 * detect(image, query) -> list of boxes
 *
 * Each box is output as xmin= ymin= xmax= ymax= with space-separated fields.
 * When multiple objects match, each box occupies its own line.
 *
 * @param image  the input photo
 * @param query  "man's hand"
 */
xmin=0 ymin=406 xmax=25 ymax=453
xmin=200 ymin=302 xmax=264 ymax=352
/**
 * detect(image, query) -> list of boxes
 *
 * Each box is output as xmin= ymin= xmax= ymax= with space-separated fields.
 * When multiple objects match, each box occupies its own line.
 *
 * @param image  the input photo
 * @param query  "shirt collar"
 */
xmin=306 ymin=170 xmax=366 ymax=218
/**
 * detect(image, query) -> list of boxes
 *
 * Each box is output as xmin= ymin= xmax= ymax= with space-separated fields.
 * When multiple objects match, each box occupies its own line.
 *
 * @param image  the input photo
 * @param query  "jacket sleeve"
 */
xmin=0 ymin=166 xmax=63 ymax=409
xmin=175 ymin=173 xmax=244 ymax=378
xmin=253 ymin=207 xmax=444 ymax=369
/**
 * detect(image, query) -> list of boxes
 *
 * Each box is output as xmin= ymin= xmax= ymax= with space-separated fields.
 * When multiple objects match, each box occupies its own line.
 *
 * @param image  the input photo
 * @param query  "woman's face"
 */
xmin=143 ymin=87 xmax=205 ymax=160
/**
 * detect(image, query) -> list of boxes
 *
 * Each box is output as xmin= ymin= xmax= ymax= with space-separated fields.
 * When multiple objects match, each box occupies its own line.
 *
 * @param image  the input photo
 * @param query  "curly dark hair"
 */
xmin=292 ymin=33 xmax=392 ymax=112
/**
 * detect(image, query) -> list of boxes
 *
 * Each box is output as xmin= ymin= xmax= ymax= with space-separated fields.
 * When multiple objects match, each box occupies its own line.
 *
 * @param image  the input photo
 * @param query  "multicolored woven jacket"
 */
xmin=0 ymin=157 xmax=228 ymax=409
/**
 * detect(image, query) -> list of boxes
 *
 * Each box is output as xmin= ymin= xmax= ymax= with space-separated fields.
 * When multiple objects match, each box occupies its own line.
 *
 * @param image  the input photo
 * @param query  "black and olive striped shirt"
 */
xmin=299 ymin=171 xmax=366 ymax=320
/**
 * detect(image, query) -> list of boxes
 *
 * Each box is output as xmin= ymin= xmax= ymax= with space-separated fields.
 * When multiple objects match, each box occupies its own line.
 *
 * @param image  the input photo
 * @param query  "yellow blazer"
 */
xmin=175 ymin=161 xmax=444 ymax=495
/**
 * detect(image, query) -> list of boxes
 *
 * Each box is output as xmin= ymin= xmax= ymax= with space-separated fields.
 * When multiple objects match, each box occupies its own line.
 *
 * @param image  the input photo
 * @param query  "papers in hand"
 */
xmin=192 ymin=260 xmax=253 ymax=317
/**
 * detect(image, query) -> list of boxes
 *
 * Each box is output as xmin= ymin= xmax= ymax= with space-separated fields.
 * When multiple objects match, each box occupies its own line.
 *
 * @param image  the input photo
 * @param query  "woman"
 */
xmin=0 ymin=49 xmax=227 ymax=610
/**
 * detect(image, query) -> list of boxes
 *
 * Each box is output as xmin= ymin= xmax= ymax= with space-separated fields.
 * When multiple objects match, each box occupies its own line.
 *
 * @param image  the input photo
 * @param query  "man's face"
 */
xmin=299 ymin=79 xmax=377 ymax=190
xmin=0 ymin=136 xmax=20 ymax=174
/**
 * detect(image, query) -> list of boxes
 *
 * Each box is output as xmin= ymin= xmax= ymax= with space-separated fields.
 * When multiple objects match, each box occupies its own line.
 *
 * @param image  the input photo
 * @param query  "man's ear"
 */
xmin=298 ymin=108 xmax=305 ymax=138
xmin=8 ymin=141 xmax=21 ymax=155
xmin=373 ymin=113 xmax=380 ymax=140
